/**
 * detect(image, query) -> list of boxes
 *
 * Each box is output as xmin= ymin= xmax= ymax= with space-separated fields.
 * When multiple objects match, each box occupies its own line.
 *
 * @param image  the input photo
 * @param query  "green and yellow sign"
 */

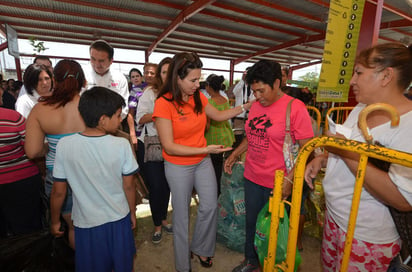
xmin=317 ymin=0 xmax=365 ymax=102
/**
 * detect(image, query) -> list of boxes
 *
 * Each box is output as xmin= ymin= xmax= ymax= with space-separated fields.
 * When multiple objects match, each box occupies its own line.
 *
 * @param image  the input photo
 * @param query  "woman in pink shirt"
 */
xmin=225 ymin=60 xmax=313 ymax=272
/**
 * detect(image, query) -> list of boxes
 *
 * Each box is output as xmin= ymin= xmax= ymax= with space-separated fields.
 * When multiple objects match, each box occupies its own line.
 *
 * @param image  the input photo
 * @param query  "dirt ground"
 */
xmin=133 ymin=202 xmax=322 ymax=272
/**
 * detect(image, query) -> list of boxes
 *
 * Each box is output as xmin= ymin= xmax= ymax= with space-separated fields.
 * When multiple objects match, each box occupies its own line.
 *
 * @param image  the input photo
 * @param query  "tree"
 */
xmin=28 ymin=37 xmax=48 ymax=54
xmin=298 ymin=71 xmax=319 ymax=82
xmin=298 ymin=72 xmax=319 ymax=90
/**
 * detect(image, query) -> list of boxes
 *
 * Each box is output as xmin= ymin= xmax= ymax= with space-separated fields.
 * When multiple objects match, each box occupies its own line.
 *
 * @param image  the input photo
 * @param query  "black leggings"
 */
xmin=137 ymin=140 xmax=170 ymax=226
xmin=0 ymin=174 xmax=44 ymax=238
xmin=210 ymin=153 xmax=223 ymax=196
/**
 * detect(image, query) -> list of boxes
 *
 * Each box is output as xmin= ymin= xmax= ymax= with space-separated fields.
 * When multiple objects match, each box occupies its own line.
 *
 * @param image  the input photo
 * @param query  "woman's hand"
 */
xmin=224 ymin=138 xmax=248 ymax=174
xmin=206 ymin=145 xmax=232 ymax=154
xmin=130 ymin=134 xmax=137 ymax=145
xmin=224 ymin=152 xmax=238 ymax=174
xmin=282 ymin=176 xmax=293 ymax=199
xmin=244 ymin=99 xmax=255 ymax=111
xmin=131 ymin=134 xmax=138 ymax=151
xmin=304 ymin=154 xmax=327 ymax=189
xmin=130 ymin=213 xmax=137 ymax=229
xmin=50 ymin=221 xmax=64 ymax=238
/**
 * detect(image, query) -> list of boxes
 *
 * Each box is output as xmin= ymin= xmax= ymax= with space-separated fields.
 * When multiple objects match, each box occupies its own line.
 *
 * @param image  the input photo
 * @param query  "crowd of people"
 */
xmin=0 ymin=40 xmax=411 ymax=272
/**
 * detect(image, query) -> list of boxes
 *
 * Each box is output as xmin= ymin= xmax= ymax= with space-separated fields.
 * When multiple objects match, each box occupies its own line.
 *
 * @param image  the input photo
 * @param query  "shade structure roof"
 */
xmin=0 ymin=0 xmax=411 ymax=68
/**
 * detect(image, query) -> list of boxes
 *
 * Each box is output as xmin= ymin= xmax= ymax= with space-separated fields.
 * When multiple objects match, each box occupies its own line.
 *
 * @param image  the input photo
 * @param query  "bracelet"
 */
xmin=241 ymin=104 xmax=246 ymax=112
xmin=284 ymin=176 xmax=293 ymax=185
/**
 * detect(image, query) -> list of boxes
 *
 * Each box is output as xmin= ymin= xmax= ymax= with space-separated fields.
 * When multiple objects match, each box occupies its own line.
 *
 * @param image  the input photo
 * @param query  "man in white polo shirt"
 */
xmin=84 ymin=40 xmax=129 ymax=119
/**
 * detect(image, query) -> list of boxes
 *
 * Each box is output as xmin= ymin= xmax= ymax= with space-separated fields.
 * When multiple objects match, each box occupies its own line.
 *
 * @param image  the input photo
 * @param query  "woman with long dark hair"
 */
xmin=153 ymin=52 xmax=252 ymax=272
xmin=135 ymin=57 xmax=173 ymax=244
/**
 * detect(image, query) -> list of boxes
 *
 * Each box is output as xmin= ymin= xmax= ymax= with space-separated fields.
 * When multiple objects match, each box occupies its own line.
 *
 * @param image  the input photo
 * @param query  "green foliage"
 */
xmin=223 ymin=79 xmax=230 ymax=90
xmin=298 ymin=72 xmax=319 ymax=90
xmin=28 ymin=37 xmax=48 ymax=54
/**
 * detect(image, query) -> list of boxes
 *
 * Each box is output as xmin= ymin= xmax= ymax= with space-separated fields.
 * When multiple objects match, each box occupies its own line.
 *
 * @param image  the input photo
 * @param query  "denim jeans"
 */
xmin=244 ymin=178 xmax=272 ymax=265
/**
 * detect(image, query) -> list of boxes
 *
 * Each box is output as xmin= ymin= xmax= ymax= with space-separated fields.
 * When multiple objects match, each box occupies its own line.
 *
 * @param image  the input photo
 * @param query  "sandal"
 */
xmin=191 ymin=252 xmax=213 ymax=268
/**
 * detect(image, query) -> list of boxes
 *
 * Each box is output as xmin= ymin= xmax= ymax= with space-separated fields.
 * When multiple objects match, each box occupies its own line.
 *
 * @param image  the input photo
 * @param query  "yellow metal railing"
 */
xmin=324 ymin=106 xmax=354 ymax=132
xmin=264 ymin=136 xmax=412 ymax=272
xmin=306 ymin=106 xmax=321 ymax=135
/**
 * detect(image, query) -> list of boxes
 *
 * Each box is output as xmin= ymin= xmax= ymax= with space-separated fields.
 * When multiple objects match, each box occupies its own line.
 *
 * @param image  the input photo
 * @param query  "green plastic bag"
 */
xmin=254 ymin=202 xmax=302 ymax=271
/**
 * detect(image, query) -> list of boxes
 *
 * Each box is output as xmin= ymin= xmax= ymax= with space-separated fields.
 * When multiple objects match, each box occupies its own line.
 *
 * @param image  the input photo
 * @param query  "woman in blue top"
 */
xmin=25 ymin=59 xmax=86 ymax=249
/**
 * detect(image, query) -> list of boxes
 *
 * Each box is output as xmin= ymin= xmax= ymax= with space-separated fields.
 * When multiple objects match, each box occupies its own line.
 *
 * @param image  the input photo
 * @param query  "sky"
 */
xmin=0 ymin=37 xmax=320 ymax=82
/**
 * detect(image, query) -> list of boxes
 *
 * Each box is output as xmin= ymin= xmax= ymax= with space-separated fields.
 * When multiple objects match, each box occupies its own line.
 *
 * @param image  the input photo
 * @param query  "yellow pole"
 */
xmin=340 ymin=154 xmax=368 ymax=271
xmin=278 ymin=136 xmax=412 ymax=272
xmin=284 ymin=143 xmax=307 ymax=272
xmin=306 ymin=106 xmax=321 ymax=133
xmin=265 ymin=104 xmax=409 ymax=271
xmin=264 ymin=170 xmax=284 ymax=272
xmin=324 ymin=107 xmax=354 ymax=131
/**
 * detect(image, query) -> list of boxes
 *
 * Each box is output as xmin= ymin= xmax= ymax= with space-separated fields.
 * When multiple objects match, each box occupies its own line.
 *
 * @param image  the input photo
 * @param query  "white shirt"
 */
xmin=135 ymin=87 xmax=157 ymax=143
xmin=53 ymin=133 xmax=138 ymax=228
xmin=84 ymin=66 xmax=129 ymax=119
xmin=323 ymin=103 xmax=412 ymax=243
xmin=17 ymin=85 xmax=27 ymax=97
xmin=232 ymin=79 xmax=254 ymax=118
xmin=15 ymin=90 xmax=42 ymax=118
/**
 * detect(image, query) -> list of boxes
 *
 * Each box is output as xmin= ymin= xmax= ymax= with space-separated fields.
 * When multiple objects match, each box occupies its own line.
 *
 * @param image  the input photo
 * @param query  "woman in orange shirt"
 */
xmin=153 ymin=52 xmax=252 ymax=272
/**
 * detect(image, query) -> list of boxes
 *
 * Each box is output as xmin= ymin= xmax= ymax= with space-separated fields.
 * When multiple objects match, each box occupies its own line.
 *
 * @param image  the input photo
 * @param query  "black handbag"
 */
xmin=369 ymin=143 xmax=412 ymax=262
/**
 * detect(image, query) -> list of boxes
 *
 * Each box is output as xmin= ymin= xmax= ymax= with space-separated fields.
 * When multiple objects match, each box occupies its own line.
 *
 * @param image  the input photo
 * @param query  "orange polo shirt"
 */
xmin=153 ymin=92 xmax=208 ymax=165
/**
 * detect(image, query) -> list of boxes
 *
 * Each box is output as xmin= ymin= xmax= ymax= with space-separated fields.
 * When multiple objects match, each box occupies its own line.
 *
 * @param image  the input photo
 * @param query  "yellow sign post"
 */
xmin=317 ymin=0 xmax=365 ymax=102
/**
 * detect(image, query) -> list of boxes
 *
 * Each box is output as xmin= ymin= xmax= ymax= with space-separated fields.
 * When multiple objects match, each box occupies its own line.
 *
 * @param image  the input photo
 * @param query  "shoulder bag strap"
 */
xmin=285 ymin=98 xmax=295 ymax=133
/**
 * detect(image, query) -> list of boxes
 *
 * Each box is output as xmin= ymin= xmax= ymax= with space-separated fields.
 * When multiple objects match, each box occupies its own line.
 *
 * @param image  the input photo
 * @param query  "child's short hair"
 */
xmin=79 ymin=87 xmax=125 ymax=128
